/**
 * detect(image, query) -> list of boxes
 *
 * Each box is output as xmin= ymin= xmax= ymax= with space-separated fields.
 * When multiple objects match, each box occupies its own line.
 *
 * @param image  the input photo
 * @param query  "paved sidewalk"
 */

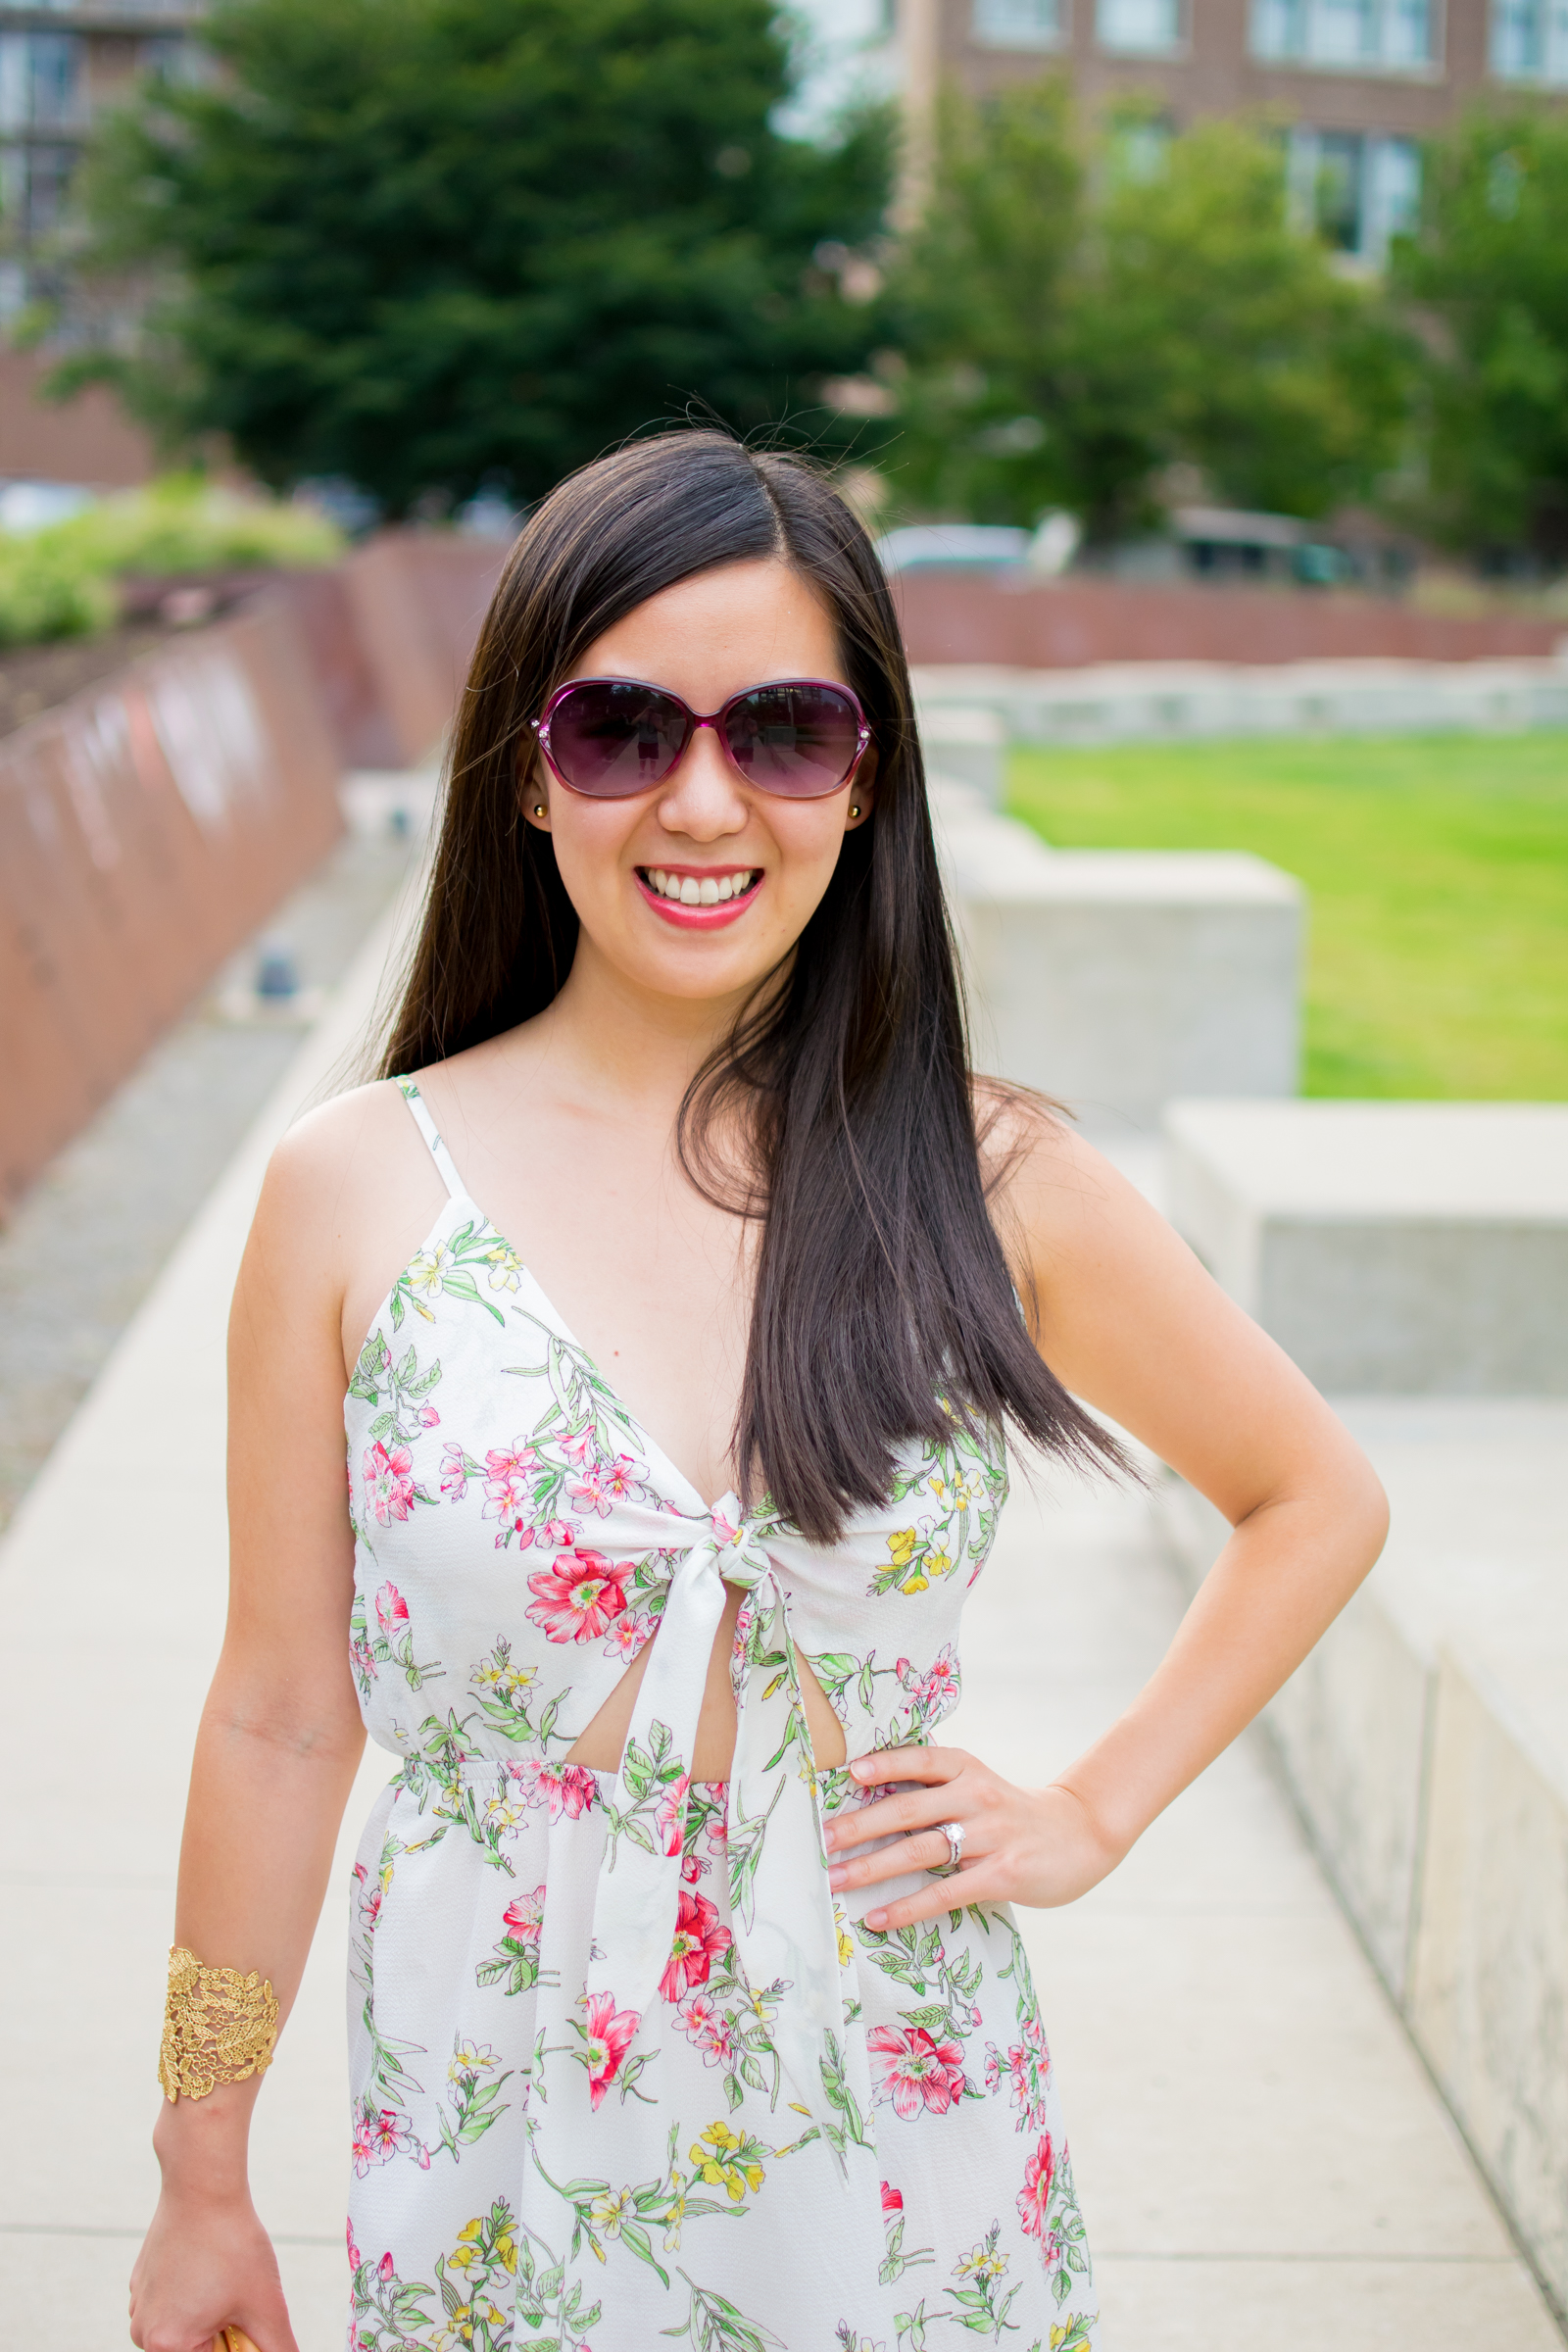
xmin=0 ymin=917 xmax=1561 ymax=2348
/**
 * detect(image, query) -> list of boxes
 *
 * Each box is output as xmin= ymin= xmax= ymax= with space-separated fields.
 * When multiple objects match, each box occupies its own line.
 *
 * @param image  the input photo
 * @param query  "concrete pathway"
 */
xmin=0 ymin=907 xmax=1560 ymax=2350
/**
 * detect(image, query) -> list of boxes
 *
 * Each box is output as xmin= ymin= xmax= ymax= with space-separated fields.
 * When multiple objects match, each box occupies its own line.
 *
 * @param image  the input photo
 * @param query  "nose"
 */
xmin=655 ymin=717 xmax=749 ymax=842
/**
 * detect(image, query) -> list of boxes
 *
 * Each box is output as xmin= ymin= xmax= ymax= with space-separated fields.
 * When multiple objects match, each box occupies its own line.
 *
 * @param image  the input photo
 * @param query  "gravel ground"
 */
xmin=0 ymin=815 xmax=418 ymax=1535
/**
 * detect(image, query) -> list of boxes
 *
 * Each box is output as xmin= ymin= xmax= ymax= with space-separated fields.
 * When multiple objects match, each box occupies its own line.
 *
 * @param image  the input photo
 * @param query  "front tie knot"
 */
xmin=704 ymin=1493 xmax=773 ymax=1589
xmin=582 ymin=1491 xmax=852 ymax=2153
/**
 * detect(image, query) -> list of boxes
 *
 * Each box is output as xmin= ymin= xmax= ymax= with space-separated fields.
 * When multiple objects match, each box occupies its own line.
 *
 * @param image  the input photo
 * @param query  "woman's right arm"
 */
xmin=130 ymin=1121 xmax=368 ymax=2352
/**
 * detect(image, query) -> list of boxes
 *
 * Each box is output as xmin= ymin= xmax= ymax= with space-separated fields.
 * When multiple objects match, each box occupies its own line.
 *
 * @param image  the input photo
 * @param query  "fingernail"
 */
xmin=822 ymin=1827 xmax=836 ymax=1851
xmin=828 ymin=1865 xmax=846 ymax=1888
xmin=865 ymin=1907 xmax=887 ymax=1930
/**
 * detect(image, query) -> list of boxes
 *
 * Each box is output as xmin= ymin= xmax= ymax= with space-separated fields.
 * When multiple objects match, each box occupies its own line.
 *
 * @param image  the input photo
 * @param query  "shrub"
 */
xmin=0 ymin=474 xmax=343 ymax=648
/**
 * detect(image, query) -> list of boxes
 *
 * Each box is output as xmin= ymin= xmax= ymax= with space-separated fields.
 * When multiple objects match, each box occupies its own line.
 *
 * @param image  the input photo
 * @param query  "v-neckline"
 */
xmin=453 ymin=1188 xmax=728 ymax=1522
xmin=382 ymin=1074 xmax=758 ymax=1526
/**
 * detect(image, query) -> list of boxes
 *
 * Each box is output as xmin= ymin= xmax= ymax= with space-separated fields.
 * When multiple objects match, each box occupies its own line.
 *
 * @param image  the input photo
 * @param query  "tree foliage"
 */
xmin=883 ymin=82 xmax=1411 ymax=539
xmin=64 ymin=0 xmax=890 ymax=514
xmin=1391 ymin=107 xmax=1568 ymax=563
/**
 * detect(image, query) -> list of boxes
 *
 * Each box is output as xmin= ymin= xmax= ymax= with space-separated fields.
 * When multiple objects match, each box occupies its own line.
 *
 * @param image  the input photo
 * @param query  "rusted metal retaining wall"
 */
xmin=0 ymin=599 xmax=345 ymax=1212
xmin=895 ymin=570 xmax=1567 ymax=669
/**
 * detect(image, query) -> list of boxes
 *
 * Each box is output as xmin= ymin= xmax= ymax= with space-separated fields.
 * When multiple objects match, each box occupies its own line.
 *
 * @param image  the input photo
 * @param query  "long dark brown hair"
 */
xmin=380 ymin=429 xmax=1122 ymax=1539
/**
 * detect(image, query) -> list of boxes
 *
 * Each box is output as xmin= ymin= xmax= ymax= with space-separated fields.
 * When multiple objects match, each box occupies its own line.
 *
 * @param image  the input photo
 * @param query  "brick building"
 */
xmin=803 ymin=0 xmax=1568 ymax=261
xmin=0 ymin=0 xmax=201 ymax=326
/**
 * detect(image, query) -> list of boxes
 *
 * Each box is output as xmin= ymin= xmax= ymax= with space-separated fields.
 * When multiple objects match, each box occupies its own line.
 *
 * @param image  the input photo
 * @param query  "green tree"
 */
xmin=1391 ymin=107 xmax=1568 ymax=563
xmin=885 ymin=82 xmax=1410 ymax=540
xmin=61 ymin=0 xmax=890 ymax=514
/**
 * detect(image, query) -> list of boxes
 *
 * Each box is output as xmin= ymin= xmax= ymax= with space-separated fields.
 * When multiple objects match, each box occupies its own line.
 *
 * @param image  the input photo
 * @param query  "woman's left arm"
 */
xmin=824 ymin=1115 xmax=1390 ymax=1931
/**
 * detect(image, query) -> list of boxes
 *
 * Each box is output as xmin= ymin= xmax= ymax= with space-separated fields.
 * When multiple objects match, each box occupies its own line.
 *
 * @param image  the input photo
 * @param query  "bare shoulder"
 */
xmin=971 ymin=1077 xmax=1147 ymax=1257
xmin=240 ymin=1079 xmax=449 ymax=1372
xmin=258 ymin=1076 xmax=419 ymax=1238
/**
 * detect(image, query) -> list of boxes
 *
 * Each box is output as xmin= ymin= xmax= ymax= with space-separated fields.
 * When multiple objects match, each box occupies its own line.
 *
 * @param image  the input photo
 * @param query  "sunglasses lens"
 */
xmin=722 ymin=683 xmax=862 ymax=798
xmin=546 ymin=681 xmax=689 ymax=795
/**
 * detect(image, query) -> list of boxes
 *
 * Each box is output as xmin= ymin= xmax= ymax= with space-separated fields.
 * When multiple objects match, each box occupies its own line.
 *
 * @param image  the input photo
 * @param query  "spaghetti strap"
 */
xmin=393 ymin=1074 xmax=466 ymax=1201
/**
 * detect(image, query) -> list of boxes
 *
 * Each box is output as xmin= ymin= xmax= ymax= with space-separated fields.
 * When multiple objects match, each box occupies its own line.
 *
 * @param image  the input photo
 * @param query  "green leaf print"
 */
xmin=659 ymin=2271 xmax=786 ymax=2350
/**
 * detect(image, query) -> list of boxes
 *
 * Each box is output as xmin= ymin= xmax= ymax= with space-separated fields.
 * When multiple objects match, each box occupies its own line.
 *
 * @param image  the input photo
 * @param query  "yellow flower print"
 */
xmin=886 ymin=1528 xmax=919 ymax=1565
xmin=834 ymin=1903 xmax=854 ymax=1969
xmin=407 ymin=1241 xmax=454 ymax=1299
xmin=957 ymin=2238 xmax=1008 ymax=2280
xmin=590 ymin=2185 xmax=637 ymax=2238
xmin=662 ymin=2188 xmax=687 ymax=2251
xmin=475 ymin=1656 xmax=535 ymax=1697
xmin=482 ymin=1794 xmax=524 ymax=1838
xmin=448 ymin=2039 xmax=501 ymax=2083
xmin=495 ymin=2230 xmax=516 ymax=2274
xmin=929 ymin=1472 xmax=946 ymax=1499
xmin=484 ymin=1243 xmax=524 ymax=1294
xmin=691 ymin=2119 xmax=766 ymax=2201
xmin=902 ymin=1572 xmax=929 ymax=1594
xmin=926 ymin=1548 xmax=954 ymax=1581
xmin=950 ymin=1472 xmax=980 ymax=1511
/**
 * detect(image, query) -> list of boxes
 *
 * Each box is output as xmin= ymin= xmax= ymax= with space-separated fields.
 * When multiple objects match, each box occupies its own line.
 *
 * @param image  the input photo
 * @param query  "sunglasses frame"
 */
xmin=531 ymin=674 xmax=873 ymax=801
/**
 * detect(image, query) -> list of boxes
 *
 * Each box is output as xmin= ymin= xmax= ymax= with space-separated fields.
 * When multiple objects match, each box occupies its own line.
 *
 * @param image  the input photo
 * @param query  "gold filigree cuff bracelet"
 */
xmin=158 ymin=1944 xmax=279 ymax=2103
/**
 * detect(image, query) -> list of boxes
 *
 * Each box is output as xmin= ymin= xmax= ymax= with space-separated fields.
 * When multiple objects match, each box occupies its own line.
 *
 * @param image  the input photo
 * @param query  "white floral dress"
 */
xmin=341 ymin=1079 xmax=1099 ymax=2352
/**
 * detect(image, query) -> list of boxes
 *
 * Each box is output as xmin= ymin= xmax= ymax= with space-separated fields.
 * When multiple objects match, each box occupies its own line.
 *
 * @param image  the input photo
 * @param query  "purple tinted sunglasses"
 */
xmin=532 ymin=674 xmax=871 ymax=801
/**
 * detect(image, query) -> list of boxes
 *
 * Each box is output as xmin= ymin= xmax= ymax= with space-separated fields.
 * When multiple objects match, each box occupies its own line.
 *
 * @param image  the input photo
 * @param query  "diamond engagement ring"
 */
xmin=937 ymin=1820 xmax=966 ymax=1872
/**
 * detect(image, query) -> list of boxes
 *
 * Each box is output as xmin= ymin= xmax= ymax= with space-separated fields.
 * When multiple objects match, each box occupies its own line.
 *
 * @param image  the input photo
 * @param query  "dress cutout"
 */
xmin=342 ymin=1077 xmax=1099 ymax=2351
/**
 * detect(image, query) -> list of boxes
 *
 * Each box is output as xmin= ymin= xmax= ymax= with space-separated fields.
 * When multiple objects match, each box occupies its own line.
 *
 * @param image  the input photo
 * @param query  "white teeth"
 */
xmin=643 ymin=867 xmax=756 ymax=904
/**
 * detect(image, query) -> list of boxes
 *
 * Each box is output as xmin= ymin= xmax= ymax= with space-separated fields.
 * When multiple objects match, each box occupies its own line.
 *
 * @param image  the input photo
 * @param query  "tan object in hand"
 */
xmin=217 ymin=2332 xmax=261 ymax=2352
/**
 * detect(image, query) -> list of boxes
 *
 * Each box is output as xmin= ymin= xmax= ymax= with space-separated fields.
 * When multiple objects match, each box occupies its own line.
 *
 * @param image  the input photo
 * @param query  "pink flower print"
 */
xmin=346 ymin=2220 xmax=362 ymax=2270
xmin=659 ymin=1885 xmax=732 ymax=2004
xmin=439 ymin=1443 xmax=470 ymax=1501
xmin=605 ymin=1609 xmax=653 ymax=1663
xmin=603 ymin=1453 xmax=643 ymax=1498
xmin=579 ymin=1989 xmax=639 ymax=2110
xmin=656 ymin=1772 xmax=691 ymax=1860
xmin=562 ymin=1423 xmax=597 ymax=1468
xmin=419 ymin=1404 xmax=440 ymax=1428
xmin=539 ymin=1516 xmax=576 ymax=1547
xmin=510 ymin=1758 xmax=599 ymax=1821
xmin=503 ymin=1886 xmax=546 ymax=1944
xmin=373 ymin=1581 xmax=409 ymax=1637
xmin=483 ymin=1440 xmax=541 ymax=1543
xmin=866 ymin=2023 xmax=968 ymax=2119
xmin=674 ymin=1991 xmax=734 ymax=2069
xmin=351 ymin=2104 xmax=429 ymax=2176
xmin=570 ymin=1465 xmax=614 ymax=1518
xmin=377 ymin=2252 xmax=395 ymax=2282
xmin=525 ymin=1547 xmax=630 ymax=1644
xmin=364 ymin=1441 xmax=416 ymax=1526
xmin=1016 ymin=2132 xmax=1056 ymax=2238
xmin=915 ymin=1643 xmax=960 ymax=1717
xmin=880 ymin=2181 xmax=904 ymax=2216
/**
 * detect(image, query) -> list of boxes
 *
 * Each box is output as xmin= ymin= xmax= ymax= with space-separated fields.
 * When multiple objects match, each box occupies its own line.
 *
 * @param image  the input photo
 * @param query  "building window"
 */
xmin=1252 ymin=0 xmax=1436 ymax=67
xmin=1098 ymin=0 xmax=1183 ymax=53
xmin=0 ymin=30 xmax=82 ymax=132
xmin=1492 ymin=0 xmax=1568 ymax=80
xmin=1288 ymin=126 xmax=1421 ymax=260
xmin=973 ymin=0 xmax=1064 ymax=42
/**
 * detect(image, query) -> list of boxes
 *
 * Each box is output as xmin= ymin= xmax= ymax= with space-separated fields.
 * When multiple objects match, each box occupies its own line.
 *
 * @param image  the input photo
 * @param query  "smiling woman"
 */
xmin=130 ymin=432 xmax=1388 ymax=2352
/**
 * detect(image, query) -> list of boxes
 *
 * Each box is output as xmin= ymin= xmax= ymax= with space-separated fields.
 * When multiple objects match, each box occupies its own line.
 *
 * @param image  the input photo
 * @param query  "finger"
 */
xmin=849 ymin=1743 xmax=963 ymax=1788
xmin=864 ymin=1867 xmax=990 ymax=1935
xmin=825 ymin=1773 xmax=970 ymax=1853
xmin=830 ymin=1826 xmax=962 ymax=1892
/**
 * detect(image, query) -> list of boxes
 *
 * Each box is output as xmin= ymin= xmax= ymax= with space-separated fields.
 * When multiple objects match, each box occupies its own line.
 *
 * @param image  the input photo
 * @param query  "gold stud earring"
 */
xmin=532 ymin=802 xmax=547 ymax=817
xmin=850 ymin=802 xmax=862 ymax=818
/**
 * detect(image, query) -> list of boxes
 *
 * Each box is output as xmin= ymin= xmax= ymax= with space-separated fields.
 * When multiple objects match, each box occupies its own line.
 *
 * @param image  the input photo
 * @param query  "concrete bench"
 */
xmin=1165 ymin=1099 xmax=1568 ymax=1395
xmin=930 ymin=781 xmax=1301 ymax=1130
xmin=1156 ymin=1099 xmax=1568 ymax=2313
xmin=912 ymin=656 xmax=1568 ymax=746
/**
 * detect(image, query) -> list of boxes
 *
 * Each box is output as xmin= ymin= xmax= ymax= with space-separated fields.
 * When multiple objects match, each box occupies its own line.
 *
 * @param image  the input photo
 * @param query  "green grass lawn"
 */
xmin=1006 ymin=731 xmax=1568 ymax=1099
